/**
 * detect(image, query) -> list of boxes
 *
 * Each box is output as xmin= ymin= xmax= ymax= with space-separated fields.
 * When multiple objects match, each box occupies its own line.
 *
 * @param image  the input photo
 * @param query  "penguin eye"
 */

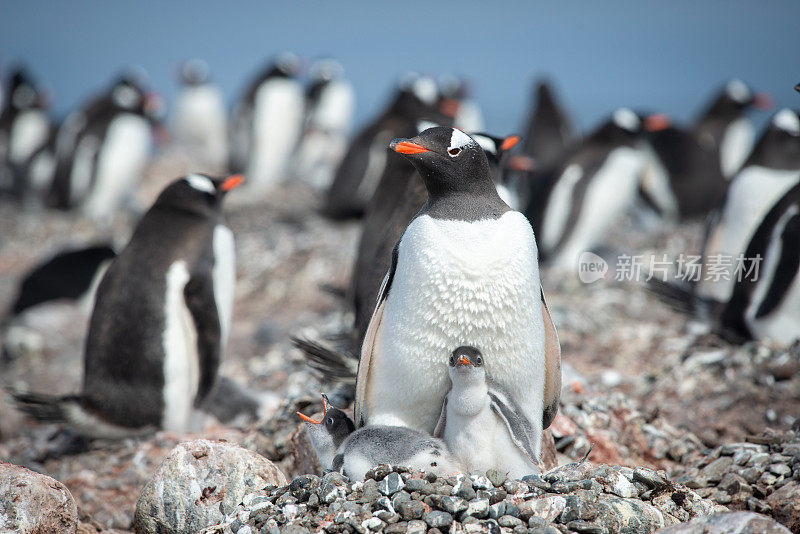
xmin=327 ymin=417 xmax=334 ymax=425
xmin=475 ymin=356 xmax=483 ymax=366
xmin=447 ymin=147 xmax=461 ymax=157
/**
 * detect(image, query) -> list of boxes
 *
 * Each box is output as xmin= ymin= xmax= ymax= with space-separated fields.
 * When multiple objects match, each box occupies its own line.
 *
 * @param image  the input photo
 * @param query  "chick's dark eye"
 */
xmin=476 ymin=357 xmax=483 ymax=365
xmin=327 ymin=417 xmax=334 ymax=425
xmin=448 ymin=147 xmax=461 ymax=157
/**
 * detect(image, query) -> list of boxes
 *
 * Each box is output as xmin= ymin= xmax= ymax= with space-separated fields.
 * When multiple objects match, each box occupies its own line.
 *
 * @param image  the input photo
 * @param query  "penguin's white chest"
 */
xmin=370 ymin=211 xmax=544 ymax=433
xmin=162 ymin=261 xmax=200 ymax=432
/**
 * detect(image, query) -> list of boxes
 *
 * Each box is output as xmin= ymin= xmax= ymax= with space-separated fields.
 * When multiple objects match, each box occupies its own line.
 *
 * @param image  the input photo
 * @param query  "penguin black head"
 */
xmin=6 ymin=66 xmax=45 ymax=111
xmin=297 ymin=394 xmax=355 ymax=448
xmin=179 ymin=59 xmax=210 ymax=86
xmin=448 ymin=346 xmax=486 ymax=385
xmin=748 ymin=108 xmax=800 ymax=168
xmin=703 ymin=79 xmax=773 ymax=120
xmin=274 ymin=52 xmax=302 ymax=77
xmin=389 ymin=127 xmax=497 ymax=199
xmin=153 ymin=174 xmax=244 ymax=216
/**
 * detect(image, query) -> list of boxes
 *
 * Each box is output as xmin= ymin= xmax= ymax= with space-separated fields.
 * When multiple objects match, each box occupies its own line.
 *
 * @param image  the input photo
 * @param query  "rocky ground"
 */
xmin=0 ymin=150 xmax=798 ymax=533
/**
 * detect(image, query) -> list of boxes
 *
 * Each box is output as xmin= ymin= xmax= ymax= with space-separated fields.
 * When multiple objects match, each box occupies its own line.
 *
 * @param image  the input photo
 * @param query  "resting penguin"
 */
xmin=171 ymin=59 xmax=228 ymax=168
xmin=229 ymin=53 xmax=304 ymax=193
xmin=354 ymin=127 xmax=561 ymax=465
xmin=11 ymin=174 xmax=244 ymax=437
xmin=435 ymin=346 xmax=540 ymax=478
xmin=323 ymin=75 xmax=454 ymax=219
xmin=527 ymin=108 xmax=662 ymax=270
xmin=298 ymin=394 xmax=461 ymax=480
xmin=698 ymin=108 xmax=800 ymax=303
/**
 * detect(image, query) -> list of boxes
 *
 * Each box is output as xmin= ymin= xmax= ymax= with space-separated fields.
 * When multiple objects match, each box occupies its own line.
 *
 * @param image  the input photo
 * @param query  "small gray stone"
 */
xmin=741 ymin=467 xmax=761 ymax=484
xmin=486 ymin=469 xmax=508 ymax=488
xmin=498 ymin=515 xmax=524 ymax=528
xmin=406 ymin=519 xmax=427 ymax=534
xmin=488 ymin=501 xmax=506 ymax=519
xmin=464 ymin=498 xmax=490 ymax=518
xmin=378 ymin=473 xmax=406 ymax=496
xmin=470 ymin=475 xmax=494 ymax=490
xmin=424 ymin=510 xmax=453 ymax=528
xmin=769 ymin=463 xmax=791 ymax=477
xmin=759 ymin=472 xmax=778 ymax=486
xmin=440 ymin=496 xmax=468 ymax=514
xmin=391 ymin=491 xmax=411 ymax=511
xmin=405 ymin=478 xmax=435 ymax=495
xmin=398 ymin=500 xmax=426 ymax=521
xmin=700 ymin=456 xmax=733 ymax=484
xmin=566 ymin=520 xmax=608 ymax=534
xmin=456 ymin=485 xmax=477 ymax=501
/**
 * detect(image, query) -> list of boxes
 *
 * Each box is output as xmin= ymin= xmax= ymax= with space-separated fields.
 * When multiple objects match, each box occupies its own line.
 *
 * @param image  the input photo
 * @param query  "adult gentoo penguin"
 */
xmin=521 ymin=79 xmax=575 ymax=167
xmin=292 ymin=59 xmax=355 ymax=189
xmin=11 ymin=174 xmax=244 ymax=437
xmin=697 ymin=108 xmax=800 ymax=304
xmin=693 ymin=79 xmax=772 ymax=178
xmin=298 ymin=394 xmax=461 ymax=480
xmin=229 ymin=53 xmax=304 ymax=193
xmin=0 ymin=67 xmax=51 ymax=198
xmin=324 ymin=75 xmax=453 ymax=219
xmin=171 ymin=59 xmax=228 ymax=168
xmin=354 ymin=127 xmax=561 ymax=464
xmin=47 ymin=73 xmax=163 ymax=219
xmin=435 ymin=347 xmax=540 ymax=477
xmin=527 ymin=109 xmax=661 ymax=269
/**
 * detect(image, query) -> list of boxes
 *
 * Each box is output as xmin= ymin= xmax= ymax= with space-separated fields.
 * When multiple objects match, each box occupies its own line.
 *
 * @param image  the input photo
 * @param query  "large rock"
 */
xmin=0 ymin=462 xmax=79 ymax=533
xmin=133 ymin=439 xmax=287 ymax=534
xmin=656 ymin=511 xmax=791 ymax=533
xmin=766 ymin=482 xmax=800 ymax=532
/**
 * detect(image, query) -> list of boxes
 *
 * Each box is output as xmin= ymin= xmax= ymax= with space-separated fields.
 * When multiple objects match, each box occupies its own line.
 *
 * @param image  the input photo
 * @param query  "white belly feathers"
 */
xmin=368 ymin=211 xmax=545 ymax=433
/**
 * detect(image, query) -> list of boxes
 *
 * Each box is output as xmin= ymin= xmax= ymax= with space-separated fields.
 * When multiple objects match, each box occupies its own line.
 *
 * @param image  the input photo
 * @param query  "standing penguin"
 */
xmin=697 ymin=108 xmax=800 ymax=303
xmin=528 ymin=109 xmax=661 ymax=269
xmin=0 ymin=66 xmax=51 ymax=198
xmin=324 ymin=75 xmax=453 ymax=219
xmin=719 ymin=180 xmax=800 ymax=345
xmin=229 ymin=53 xmax=304 ymax=193
xmin=520 ymin=79 xmax=575 ymax=168
xmin=11 ymin=174 xmax=244 ymax=437
xmin=171 ymin=59 xmax=228 ymax=168
xmin=47 ymin=73 xmax=162 ymax=219
xmin=292 ymin=59 xmax=355 ymax=189
xmin=354 ymin=127 xmax=561 ymax=465
xmin=435 ymin=346 xmax=541 ymax=478
xmin=693 ymin=79 xmax=772 ymax=178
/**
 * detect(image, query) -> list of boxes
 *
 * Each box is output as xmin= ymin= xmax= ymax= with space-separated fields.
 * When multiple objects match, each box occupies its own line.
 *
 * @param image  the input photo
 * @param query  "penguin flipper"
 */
xmin=541 ymin=288 xmax=561 ymax=430
xmin=433 ymin=394 xmax=448 ymax=438
xmin=354 ymin=243 xmax=398 ymax=428
xmin=487 ymin=382 xmax=539 ymax=464
xmin=183 ymin=273 xmax=222 ymax=406
xmin=755 ymin=211 xmax=800 ymax=319
xmin=291 ymin=337 xmax=358 ymax=383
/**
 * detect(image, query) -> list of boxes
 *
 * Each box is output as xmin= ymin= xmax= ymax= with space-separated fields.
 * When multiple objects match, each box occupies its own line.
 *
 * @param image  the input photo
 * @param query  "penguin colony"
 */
xmin=1 ymin=57 xmax=799 ymax=482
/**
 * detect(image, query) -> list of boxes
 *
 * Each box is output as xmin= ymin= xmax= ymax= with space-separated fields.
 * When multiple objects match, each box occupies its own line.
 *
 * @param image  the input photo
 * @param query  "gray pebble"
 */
xmin=424 ymin=510 xmax=453 ymax=528
xmin=378 ymin=473 xmax=405 ymax=496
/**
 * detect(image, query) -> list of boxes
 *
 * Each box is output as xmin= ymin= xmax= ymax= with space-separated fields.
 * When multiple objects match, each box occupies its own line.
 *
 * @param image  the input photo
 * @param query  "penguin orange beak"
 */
xmin=391 ymin=140 xmax=430 ymax=155
xmin=501 ymin=135 xmax=520 ymax=151
xmin=296 ymin=393 xmax=329 ymax=424
xmin=753 ymin=92 xmax=774 ymax=110
xmin=643 ymin=114 xmax=672 ymax=132
xmin=456 ymin=355 xmax=471 ymax=366
xmin=221 ymin=174 xmax=245 ymax=191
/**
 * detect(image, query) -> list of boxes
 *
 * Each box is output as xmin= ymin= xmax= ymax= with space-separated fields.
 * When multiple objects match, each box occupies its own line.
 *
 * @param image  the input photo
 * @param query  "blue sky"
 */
xmin=1 ymin=1 xmax=797 ymax=134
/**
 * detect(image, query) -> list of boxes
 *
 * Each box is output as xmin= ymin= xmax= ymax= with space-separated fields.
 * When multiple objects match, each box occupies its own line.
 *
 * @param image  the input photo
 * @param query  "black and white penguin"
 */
xmin=229 ymin=53 xmax=304 ymax=193
xmin=527 ymin=108 xmax=662 ymax=269
xmin=0 ymin=67 xmax=51 ymax=198
xmin=323 ymin=75 xmax=454 ymax=219
xmin=298 ymin=394 xmax=461 ymax=480
xmin=697 ymin=108 xmax=800 ymax=304
xmin=171 ymin=59 xmax=228 ymax=168
xmin=11 ymin=174 xmax=244 ymax=437
xmin=718 ymin=179 xmax=800 ymax=345
xmin=354 ymin=127 xmax=561 ymax=465
xmin=434 ymin=346 xmax=540 ymax=478
xmin=693 ymin=79 xmax=772 ymax=178
xmin=47 ymin=73 xmax=163 ymax=219
xmin=438 ymin=75 xmax=484 ymax=132
xmin=520 ymin=79 xmax=575 ymax=167
xmin=291 ymin=59 xmax=355 ymax=189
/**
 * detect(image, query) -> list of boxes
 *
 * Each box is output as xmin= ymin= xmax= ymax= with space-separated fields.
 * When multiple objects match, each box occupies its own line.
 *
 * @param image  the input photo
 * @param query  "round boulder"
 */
xmin=0 ymin=462 xmax=79 ymax=534
xmin=133 ymin=439 xmax=287 ymax=534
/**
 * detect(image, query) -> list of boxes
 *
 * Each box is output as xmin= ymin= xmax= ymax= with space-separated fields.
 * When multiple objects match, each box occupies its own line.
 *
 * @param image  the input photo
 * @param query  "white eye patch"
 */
xmin=412 ymin=77 xmax=438 ymax=105
xmin=772 ymin=108 xmax=800 ymax=136
xmin=613 ymin=108 xmax=640 ymax=132
xmin=112 ymin=85 xmax=140 ymax=109
xmin=726 ymin=79 xmax=751 ymax=103
xmin=186 ymin=174 xmax=216 ymax=194
xmin=448 ymin=128 xmax=474 ymax=156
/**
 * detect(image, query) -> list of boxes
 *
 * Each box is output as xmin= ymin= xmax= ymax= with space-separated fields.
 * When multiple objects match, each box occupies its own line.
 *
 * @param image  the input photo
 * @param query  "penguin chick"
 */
xmin=298 ymin=394 xmax=462 ymax=480
xmin=435 ymin=346 xmax=540 ymax=479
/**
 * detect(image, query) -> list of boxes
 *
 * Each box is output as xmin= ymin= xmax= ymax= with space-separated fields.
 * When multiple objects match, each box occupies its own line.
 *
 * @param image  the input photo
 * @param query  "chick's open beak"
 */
xmin=296 ymin=393 xmax=328 ymax=424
